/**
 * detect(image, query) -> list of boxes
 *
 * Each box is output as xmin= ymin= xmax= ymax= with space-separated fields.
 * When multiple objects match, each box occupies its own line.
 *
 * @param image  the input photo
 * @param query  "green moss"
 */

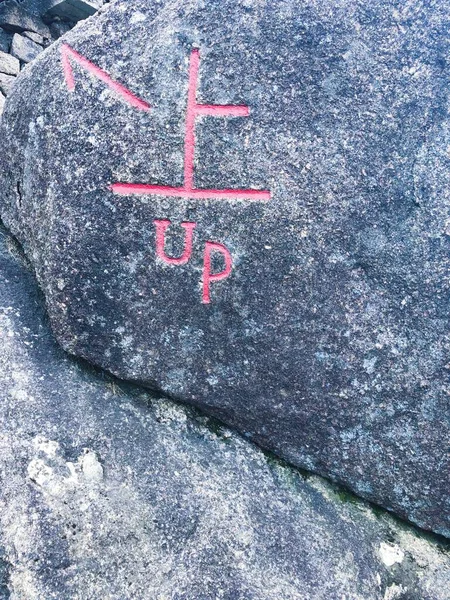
xmin=334 ymin=488 xmax=359 ymax=505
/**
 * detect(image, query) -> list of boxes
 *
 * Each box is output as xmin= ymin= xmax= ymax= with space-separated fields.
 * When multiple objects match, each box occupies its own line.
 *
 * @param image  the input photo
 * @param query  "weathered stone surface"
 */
xmin=0 ymin=49 xmax=19 ymax=74
xmin=0 ymin=0 xmax=47 ymax=19
xmin=0 ymin=3 xmax=50 ymax=38
xmin=0 ymin=0 xmax=449 ymax=537
xmin=10 ymin=32 xmax=42 ymax=62
xmin=23 ymin=30 xmax=45 ymax=45
xmin=0 ymin=223 xmax=449 ymax=599
xmin=0 ymin=72 xmax=15 ymax=95
xmin=48 ymin=19 xmax=71 ymax=40
xmin=0 ymin=90 xmax=5 ymax=113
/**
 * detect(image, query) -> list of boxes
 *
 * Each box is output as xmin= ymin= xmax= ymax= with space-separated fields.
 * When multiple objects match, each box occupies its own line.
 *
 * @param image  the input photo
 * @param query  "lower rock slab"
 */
xmin=0 ymin=223 xmax=449 ymax=599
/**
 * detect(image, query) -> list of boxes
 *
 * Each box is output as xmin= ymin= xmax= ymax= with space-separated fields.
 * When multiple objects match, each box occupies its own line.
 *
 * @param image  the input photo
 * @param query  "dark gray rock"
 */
xmin=0 ymin=0 xmax=449 ymax=537
xmin=0 ymin=222 xmax=449 ymax=599
xmin=0 ymin=2 xmax=50 ymax=38
xmin=48 ymin=18 xmax=71 ymax=40
xmin=0 ymin=49 xmax=19 ymax=74
xmin=10 ymin=32 xmax=42 ymax=62
xmin=0 ymin=0 xmax=105 ymax=21
xmin=0 ymin=27 xmax=12 ymax=52
xmin=0 ymin=0 xmax=47 ymax=19
xmin=44 ymin=0 xmax=99 ymax=21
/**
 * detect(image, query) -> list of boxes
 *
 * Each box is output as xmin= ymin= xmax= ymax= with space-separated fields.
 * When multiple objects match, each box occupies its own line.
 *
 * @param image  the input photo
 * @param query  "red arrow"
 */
xmin=61 ymin=43 xmax=151 ymax=112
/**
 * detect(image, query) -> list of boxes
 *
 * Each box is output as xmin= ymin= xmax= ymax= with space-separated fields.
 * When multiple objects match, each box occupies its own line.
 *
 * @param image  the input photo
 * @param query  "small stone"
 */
xmin=0 ymin=72 xmax=15 ymax=96
xmin=23 ymin=31 xmax=45 ymax=46
xmin=10 ymin=33 xmax=43 ymax=63
xmin=0 ymin=50 xmax=19 ymax=75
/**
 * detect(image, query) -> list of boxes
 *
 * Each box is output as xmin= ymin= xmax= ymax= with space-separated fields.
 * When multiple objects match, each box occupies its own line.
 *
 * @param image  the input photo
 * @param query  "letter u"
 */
xmin=153 ymin=219 xmax=196 ymax=265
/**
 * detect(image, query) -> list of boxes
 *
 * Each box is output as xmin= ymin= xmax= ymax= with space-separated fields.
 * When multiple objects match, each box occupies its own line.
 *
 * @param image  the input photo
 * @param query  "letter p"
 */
xmin=202 ymin=242 xmax=233 ymax=304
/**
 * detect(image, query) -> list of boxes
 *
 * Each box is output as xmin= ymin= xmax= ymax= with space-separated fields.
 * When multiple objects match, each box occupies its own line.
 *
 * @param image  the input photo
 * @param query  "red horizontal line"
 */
xmin=110 ymin=183 xmax=271 ymax=201
xmin=196 ymin=104 xmax=250 ymax=117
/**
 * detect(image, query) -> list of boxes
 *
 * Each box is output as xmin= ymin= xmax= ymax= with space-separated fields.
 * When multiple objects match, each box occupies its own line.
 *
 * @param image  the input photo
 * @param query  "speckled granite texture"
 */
xmin=0 ymin=0 xmax=449 ymax=536
xmin=0 ymin=223 xmax=449 ymax=599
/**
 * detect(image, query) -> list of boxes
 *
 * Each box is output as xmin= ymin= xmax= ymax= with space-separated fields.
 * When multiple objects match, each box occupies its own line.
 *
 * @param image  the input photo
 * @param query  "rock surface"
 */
xmin=0 ymin=222 xmax=449 ymax=599
xmin=0 ymin=0 xmax=449 ymax=537
xmin=10 ymin=32 xmax=42 ymax=62
xmin=22 ymin=30 xmax=45 ymax=45
xmin=0 ymin=28 xmax=12 ymax=52
xmin=0 ymin=50 xmax=19 ymax=74
xmin=0 ymin=72 xmax=15 ymax=95
xmin=44 ymin=0 xmax=100 ymax=21
xmin=0 ymin=2 xmax=50 ymax=38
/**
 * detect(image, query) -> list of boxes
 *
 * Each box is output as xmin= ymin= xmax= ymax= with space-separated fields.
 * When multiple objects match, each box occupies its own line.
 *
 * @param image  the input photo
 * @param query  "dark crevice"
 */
xmin=15 ymin=180 xmax=22 ymax=209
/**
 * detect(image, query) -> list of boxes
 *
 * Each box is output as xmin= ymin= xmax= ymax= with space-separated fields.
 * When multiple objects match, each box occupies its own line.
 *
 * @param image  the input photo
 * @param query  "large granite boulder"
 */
xmin=0 ymin=0 xmax=449 ymax=536
xmin=0 ymin=222 xmax=450 ymax=599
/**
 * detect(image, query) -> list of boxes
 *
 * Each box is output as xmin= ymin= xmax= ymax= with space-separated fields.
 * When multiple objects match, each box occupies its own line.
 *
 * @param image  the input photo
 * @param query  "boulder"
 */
xmin=0 ymin=222 xmax=449 ymax=599
xmin=0 ymin=0 xmax=449 ymax=537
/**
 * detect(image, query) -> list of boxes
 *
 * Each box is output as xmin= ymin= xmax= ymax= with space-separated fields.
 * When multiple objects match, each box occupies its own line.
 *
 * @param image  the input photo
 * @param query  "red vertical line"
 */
xmin=184 ymin=49 xmax=200 ymax=191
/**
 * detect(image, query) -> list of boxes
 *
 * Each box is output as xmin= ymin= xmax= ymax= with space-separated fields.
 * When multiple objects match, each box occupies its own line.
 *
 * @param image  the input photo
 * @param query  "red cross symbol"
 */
xmin=61 ymin=45 xmax=270 ymax=202
xmin=111 ymin=49 xmax=271 ymax=202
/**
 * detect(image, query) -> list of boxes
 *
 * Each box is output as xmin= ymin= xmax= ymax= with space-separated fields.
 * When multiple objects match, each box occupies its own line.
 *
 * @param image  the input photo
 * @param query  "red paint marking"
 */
xmin=184 ymin=47 xmax=200 ymax=191
xmin=112 ymin=48 xmax=270 ymax=201
xmin=111 ymin=183 xmax=270 ymax=201
xmin=202 ymin=241 xmax=233 ymax=304
xmin=154 ymin=219 xmax=196 ymax=265
xmin=196 ymin=105 xmax=250 ymax=117
xmin=61 ymin=43 xmax=151 ymax=112
xmin=61 ymin=45 xmax=75 ymax=90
